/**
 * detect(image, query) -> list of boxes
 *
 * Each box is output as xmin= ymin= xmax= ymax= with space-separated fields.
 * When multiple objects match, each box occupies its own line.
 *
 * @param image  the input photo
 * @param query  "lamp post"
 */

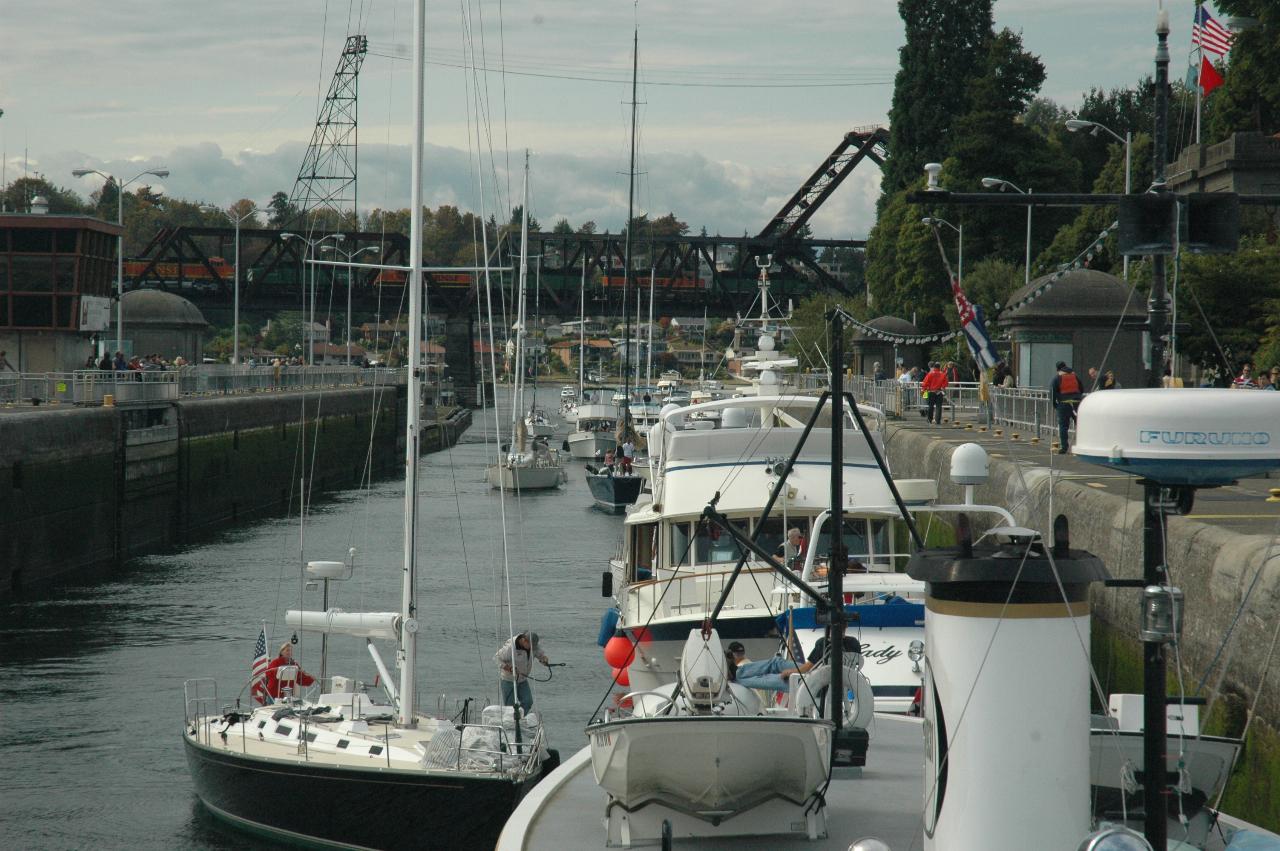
xmin=1065 ymin=119 xmax=1132 ymax=283
xmin=981 ymin=177 xmax=1032 ymax=286
xmin=321 ymin=243 xmax=379 ymax=365
xmin=201 ymin=204 xmax=263 ymax=365
xmin=281 ymin=232 xmax=345 ymax=365
xmin=72 ymin=166 xmax=171 ymax=355
xmin=921 ymin=216 xmax=963 ymax=285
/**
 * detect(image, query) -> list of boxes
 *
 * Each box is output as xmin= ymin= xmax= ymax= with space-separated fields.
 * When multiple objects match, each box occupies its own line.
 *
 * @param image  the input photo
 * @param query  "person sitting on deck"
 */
xmin=263 ymin=642 xmax=316 ymax=701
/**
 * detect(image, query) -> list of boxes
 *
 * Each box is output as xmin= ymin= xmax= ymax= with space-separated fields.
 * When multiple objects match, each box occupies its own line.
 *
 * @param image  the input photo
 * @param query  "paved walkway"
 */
xmin=891 ymin=417 xmax=1280 ymax=536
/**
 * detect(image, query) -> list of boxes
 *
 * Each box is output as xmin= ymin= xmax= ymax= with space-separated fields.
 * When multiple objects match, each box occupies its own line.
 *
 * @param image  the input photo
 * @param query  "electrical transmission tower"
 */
xmin=290 ymin=34 xmax=368 ymax=229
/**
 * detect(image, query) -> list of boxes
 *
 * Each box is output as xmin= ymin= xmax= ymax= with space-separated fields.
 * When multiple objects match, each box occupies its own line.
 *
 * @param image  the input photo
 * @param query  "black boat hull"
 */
xmin=585 ymin=473 xmax=643 ymax=513
xmin=183 ymin=734 xmax=544 ymax=850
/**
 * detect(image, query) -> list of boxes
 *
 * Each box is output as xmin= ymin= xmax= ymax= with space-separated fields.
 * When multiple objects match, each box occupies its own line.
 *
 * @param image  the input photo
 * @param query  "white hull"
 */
xmin=486 ymin=462 xmax=565 ymax=490
xmin=567 ymin=431 xmax=615 ymax=459
xmin=525 ymin=418 xmax=556 ymax=438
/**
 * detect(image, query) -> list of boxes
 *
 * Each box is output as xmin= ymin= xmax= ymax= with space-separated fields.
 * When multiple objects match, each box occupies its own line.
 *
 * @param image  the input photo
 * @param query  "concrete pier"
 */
xmin=883 ymin=419 xmax=1280 ymax=829
xmin=0 ymin=386 xmax=470 ymax=598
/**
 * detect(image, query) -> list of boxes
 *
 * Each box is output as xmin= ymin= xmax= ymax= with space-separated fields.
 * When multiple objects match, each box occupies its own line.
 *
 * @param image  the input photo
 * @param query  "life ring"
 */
xmin=790 ymin=661 xmax=874 ymax=728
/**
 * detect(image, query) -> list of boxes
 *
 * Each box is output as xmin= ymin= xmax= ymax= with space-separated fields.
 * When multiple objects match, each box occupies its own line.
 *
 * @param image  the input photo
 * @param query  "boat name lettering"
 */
xmin=1137 ymin=430 xmax=1270 ymax=447
xmin=860 ymin=643 xmax=902 ymax=665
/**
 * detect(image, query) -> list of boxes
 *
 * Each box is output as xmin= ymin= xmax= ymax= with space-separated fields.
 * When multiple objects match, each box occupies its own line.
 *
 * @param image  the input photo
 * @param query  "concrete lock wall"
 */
xmin=0 ymin=408 xmax=120 ymax=596
xmin=884 ymin=425 xmax=1280 ymax=828
xmin=0 ymin=386 xmax=471 ymax=599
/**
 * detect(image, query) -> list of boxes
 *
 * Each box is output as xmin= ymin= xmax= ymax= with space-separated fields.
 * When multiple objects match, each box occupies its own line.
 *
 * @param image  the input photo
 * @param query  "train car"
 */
xmin=601 ymin=274 xmax=706 ymax=290
xmin=124 ymin=256 xmax=235 ymax=290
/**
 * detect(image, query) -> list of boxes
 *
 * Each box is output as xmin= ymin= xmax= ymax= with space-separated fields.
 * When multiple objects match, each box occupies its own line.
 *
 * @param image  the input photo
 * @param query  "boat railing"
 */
xmin=622 ymin=564 xmax=779 ymax=622
xmin=442 ymin=722 xmax=548 ymax=776
xmin=183 ymin=678 xmax=220 ymax=744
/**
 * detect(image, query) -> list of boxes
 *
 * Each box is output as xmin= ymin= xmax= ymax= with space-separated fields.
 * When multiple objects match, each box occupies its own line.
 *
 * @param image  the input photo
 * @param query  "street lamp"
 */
xmin=200 ymin=204 xmax=264 ymax=365
xmin=321 ymin=243 xmax=379 ymax=365
xmin=1066 ymin=119 xmax=1132 ymax=283
xmin=981 ymin=177 xmax=1032 ymax=286
xmin=921 ymin=217 xmax=963 ymax=285
xmin=281 ymin=232 xmax=345 ymax=365
xmin=72 ymin=166 xmax=171 ymax=355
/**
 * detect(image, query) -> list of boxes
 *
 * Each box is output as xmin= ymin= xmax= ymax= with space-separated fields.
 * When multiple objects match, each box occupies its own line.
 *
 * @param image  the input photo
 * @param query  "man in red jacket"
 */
xmin=920 ymin=362 xmax=949 ymax=424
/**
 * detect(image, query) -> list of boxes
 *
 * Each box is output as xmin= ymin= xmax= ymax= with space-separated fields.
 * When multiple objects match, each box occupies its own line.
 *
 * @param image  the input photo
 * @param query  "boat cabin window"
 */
xmin=752 ymin=516 xmax=790 ymax=560
xmin=694 ymin=518 xmax=749 ymax=565
xmin=668 ymin=522 xmax=691 ymax=567
xmin=630 ymin=522 xmax=656 ymax=579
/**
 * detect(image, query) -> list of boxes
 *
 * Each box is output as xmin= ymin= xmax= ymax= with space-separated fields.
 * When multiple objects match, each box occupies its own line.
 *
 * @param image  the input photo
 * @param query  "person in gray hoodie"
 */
xmin=494 ymin=630 xmax=549 ymax=714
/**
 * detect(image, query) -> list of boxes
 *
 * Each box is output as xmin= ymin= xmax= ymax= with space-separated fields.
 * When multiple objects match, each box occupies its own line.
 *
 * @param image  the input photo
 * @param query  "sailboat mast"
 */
xmin=646 ymin=266 xmax=655 ymax=391
xmin=579 ymin=255 xmax=586 ymax=396
xmin=513 ymin=156 xmax=530 ymax=438
xmin=620 ymin=26 xmax=638 ymax=424
xmin=397 ymin=0 xmax=426 ymax=728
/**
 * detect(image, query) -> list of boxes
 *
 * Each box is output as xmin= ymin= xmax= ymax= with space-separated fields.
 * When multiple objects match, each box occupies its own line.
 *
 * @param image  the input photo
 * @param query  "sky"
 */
xmin=1 ymin=1 xmax=1205 ymax=239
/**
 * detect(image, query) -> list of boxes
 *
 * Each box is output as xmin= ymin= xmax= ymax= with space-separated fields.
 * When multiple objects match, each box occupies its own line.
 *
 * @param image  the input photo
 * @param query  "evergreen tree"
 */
xmin=881 ymin=0 xmax=994 ymax=195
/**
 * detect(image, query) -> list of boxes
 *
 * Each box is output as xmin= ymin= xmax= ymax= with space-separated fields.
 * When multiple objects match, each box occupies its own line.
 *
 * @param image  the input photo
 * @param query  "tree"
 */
xmin=267 ymin=191 xmax=298 ymax=228
xmin=551 ymin=217 xmax=573 ymax=234
xmin=784 ymin=291 xmax=871 ymax=367
xmin=881 ymin=0 xmax=994 ymax=195
xmin=577 ymin=220 xmax=597 ymax=234
xmin=959 ymin=258 xmax=1022 ymax=314
xmin=508 ymin=205 xmax=541 ymax=233
xmin=1206 ymin=0 xmax=1280 ymax=140
xmin=3 ymin=176 xmax=91 ymax=214
xmin=1173 ymin=236 xmax=1280 ymax=374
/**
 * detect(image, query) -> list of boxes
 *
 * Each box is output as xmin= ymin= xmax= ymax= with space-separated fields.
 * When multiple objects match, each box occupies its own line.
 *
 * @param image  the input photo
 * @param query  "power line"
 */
xmin=366 ymin=50 xmax=892 ymax=89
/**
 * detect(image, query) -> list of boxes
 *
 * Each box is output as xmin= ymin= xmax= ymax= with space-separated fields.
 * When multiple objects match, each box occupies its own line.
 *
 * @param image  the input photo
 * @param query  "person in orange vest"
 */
xmin=920 ymin=362 xmax=949 ymax=424
xmin=1050 ymin=361 xmax=1083 ymax=454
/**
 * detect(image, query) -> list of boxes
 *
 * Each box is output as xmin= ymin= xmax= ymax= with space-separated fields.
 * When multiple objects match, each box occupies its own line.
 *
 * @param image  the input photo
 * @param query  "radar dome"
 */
xmin=950 ymin=443 xmax=990 ymax=485
xmin=1074 ymin=389 xmax=1280 ymax=485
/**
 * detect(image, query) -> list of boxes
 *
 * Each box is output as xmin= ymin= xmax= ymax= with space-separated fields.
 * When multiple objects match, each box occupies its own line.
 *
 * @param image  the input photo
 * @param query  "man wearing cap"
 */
xmin=495 ymin=630 xmax=550 ymax=715
xmin=1050 ymin=361 xmax=1083 ymax=454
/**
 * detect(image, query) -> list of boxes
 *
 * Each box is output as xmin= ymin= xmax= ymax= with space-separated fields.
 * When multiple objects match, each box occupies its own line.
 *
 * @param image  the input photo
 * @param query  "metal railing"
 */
xmin=0 ymin=366 xmax=407 ymax=408
xmin=846 ymin=376 xmax=1071 ymax=442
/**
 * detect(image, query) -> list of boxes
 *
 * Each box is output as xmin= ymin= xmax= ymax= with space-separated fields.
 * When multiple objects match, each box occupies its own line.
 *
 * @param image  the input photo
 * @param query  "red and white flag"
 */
xmin=1192 ymin=5 xmax=1234 ymax=58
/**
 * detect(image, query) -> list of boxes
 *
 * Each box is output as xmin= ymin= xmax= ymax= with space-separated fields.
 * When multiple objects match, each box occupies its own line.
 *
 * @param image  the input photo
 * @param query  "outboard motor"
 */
xmin=679 ymin=628 xmax=728 ymax=713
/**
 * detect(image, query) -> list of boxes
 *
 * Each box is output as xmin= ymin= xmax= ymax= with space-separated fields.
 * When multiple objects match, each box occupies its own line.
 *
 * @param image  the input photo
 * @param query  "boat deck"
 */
xmin=502 ymin=713 xmax=928 ymax=850
xmin=501 ymin=712 xmax=1277 ymax=850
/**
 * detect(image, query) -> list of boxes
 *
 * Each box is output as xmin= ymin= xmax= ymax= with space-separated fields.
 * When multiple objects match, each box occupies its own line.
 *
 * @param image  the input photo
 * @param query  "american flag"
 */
xmin=250 ymin=623 xmax=270 ymax=704
xmin=1193 ymin=5 xmax=1234 ymax=58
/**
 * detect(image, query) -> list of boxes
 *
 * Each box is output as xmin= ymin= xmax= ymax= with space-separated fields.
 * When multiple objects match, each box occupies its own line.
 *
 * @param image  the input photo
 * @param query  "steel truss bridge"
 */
xmin=128 ymin=128 xmax=887 ymax=317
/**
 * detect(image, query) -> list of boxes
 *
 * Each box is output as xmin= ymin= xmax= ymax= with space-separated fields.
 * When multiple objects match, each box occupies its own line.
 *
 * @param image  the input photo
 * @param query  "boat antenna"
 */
xmin=620 ymin=25 xmax=638 ymax=439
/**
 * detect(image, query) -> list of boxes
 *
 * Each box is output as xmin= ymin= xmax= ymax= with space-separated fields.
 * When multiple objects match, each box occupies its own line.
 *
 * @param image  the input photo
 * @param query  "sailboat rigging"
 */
xmin=181 ymin=7 xmax=555 ymax=848
xmin=583 ymin=26 xmax=644 ymax=513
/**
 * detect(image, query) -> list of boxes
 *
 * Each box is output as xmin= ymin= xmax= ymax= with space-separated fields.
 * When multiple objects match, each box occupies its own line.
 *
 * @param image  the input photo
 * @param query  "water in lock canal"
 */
xmin=0 ymin=402 xmax=622 ymax=849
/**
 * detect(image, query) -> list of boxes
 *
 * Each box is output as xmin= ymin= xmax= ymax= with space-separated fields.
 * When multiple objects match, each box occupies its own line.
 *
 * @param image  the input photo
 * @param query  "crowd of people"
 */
xmin=1230 ymin=362 xmax=1280 ymax=390
xmin=88 ymin=351 xmax=189 ymax=372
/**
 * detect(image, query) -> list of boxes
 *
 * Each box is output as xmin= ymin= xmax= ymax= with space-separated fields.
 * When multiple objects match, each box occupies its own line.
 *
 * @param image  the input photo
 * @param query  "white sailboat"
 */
xmin=182 ymin=11 xmax=553 ymax=848
xmin=487 ymin=153 xmax=566 ymax=491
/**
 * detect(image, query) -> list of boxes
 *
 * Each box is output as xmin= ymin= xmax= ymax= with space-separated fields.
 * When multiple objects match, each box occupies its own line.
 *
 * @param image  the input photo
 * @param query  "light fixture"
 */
xmin=923 ymin=162 xmax=942 ymax=191
xmin=981 ymin=177 xmax=1004 ymax=189
xmin=1140 ymin=584 xmax=1183 ymax=643
xmin=908 ymin=639 xmax=924 ymax=672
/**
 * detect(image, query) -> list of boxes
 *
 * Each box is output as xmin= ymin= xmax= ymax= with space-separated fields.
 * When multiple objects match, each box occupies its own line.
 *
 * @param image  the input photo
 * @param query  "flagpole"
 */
xmin=1195 ymin=5 xmax=1203 ymax=145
